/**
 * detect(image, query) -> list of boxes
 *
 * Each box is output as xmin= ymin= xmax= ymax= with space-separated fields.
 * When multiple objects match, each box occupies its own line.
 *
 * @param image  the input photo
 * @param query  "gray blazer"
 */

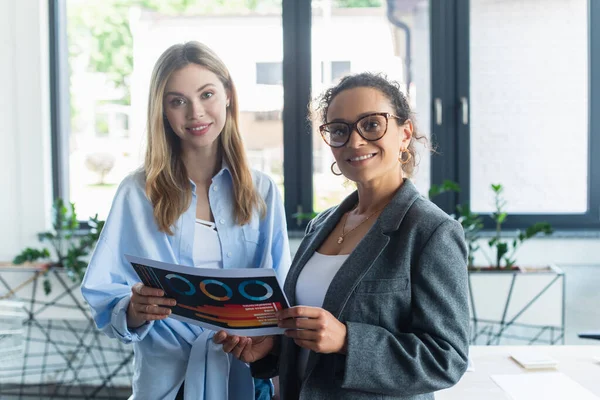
xmin=253 ymin=180 xmax=469 ymax=400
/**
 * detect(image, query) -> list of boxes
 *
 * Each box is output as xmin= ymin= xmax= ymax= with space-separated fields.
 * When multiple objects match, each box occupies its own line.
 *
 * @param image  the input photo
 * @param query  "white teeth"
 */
xmin=190 ymin=125 xmax=208 ymax=131
xmin=350 ymin=154 xmax=375 ymax=162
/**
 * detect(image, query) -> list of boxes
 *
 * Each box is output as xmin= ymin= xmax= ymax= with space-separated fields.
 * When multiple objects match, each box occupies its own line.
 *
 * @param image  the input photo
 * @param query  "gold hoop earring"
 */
xmin=399 ymin=149 xmax=412 ymax=165
xmin=331 ymin=161 xmax=343 ymax=176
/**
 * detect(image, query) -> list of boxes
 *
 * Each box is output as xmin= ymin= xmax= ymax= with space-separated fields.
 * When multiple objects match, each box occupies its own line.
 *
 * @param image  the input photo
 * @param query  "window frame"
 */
xmin=50 ymin=0 xmax=600 ymax=232
xmin=431 ymin=0 xmax=600 ymax=231
xmin=49 ymin=0 xmax=70 ymax=204
xmin=49 ymin=0 xmax=314 ymax=231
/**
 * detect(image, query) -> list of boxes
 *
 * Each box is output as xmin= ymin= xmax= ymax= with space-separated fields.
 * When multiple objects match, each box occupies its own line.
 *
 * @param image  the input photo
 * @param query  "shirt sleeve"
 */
xmin=81 ymin=235 xmax=154 ymax=344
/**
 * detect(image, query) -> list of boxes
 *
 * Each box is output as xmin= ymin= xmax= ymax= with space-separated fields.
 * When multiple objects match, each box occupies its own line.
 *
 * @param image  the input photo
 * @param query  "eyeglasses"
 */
xmin=319 ymin=112 xmax=402 ymax=148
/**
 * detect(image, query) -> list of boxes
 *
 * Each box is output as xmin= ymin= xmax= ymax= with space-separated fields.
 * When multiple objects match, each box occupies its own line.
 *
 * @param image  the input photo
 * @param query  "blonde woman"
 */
xmin=81 ymin=42 xmax=290 ymax=400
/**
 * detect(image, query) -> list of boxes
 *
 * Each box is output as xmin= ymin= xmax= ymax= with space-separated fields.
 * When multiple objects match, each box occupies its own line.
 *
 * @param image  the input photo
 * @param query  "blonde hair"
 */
xmin=144 ymin=41 xmax=265 ymax=234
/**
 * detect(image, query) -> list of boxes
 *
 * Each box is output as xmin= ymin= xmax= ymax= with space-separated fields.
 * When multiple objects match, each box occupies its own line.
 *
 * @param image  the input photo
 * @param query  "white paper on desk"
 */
xmin=491 ymin=372 xmax=599 ymax=400
xmin=510 ymin=350 xmax=558 ymax=369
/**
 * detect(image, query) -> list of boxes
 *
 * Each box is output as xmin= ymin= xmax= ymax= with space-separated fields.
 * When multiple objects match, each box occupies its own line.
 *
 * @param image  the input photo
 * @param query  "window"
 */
xmin=320 ymin=60 xmax=351 ymax=83
xmin=469 ymin=0 xmax=588 ymax=214
xmin=56 ymin=0 xmax=285 ymax=221
xmin=331 ymin=61 xmax=351 ymax=82
xmin=431 ymin=0 xmax=600 ymax=230
xmin=256 ymin=62 xmax=283 ymax=85
xmin=311 ymin=0 xmax=432 ymax=212
xmin=50 ymin=0 xmax=600 ymax=231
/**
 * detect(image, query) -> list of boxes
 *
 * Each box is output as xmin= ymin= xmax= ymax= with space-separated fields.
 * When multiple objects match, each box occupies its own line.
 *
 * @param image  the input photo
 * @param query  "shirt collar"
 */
xmin=188 ymin=158 xmax=232 ymax=193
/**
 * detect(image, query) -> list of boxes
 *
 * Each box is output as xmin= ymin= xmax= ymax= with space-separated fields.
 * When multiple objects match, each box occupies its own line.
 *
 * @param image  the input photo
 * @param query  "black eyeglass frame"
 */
xmin=318 ymin=112 xmax=403 ymax=148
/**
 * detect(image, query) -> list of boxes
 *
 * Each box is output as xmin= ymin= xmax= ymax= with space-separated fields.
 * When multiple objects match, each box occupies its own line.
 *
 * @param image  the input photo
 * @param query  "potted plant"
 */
xmin=429 ymin=181 xmax=563 ymax=344
xmin=12 ymin=198 xmax=105 ymax=294
xmin=428 ymin=180 xmax=484 ymax=268
xmin=428 ymin=181 xmax=553 ymax=270
xmin=472 ymin=184 xmax=553 ymax=271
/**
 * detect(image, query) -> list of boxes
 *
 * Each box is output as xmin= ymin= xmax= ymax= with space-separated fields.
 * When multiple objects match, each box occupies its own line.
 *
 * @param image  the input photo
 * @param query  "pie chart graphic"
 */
xmin=238 ymin=280 xmax=273 ymax=301
xmin=165 ymin=274 xmax=196 ymax=296
xmin=200 ymin=279 xmax=233 ymax=301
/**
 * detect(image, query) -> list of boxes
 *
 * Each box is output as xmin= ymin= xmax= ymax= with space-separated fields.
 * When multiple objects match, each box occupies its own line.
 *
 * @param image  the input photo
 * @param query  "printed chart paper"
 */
xmin=126 ymin=254 xmax=290 ymax=336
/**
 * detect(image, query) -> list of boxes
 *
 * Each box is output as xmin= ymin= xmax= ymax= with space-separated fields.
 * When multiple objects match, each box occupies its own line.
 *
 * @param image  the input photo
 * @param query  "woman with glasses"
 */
xmin=215 ymin=72 xmax=470 ymax=399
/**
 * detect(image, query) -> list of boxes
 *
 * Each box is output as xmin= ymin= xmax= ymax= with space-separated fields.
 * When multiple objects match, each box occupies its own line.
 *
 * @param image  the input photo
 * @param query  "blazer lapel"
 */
xmin=283 ymin=192 xmax=359 ymax=306
xmin=280 ymin=193 xmax=358 ymax=396
xmin=320 ymin=179 xmax=422 ymax=318
xmin=303 ymin=179 xmax=422 ymax=376
xmin=320 ymin=228 xmax=389 ymax=318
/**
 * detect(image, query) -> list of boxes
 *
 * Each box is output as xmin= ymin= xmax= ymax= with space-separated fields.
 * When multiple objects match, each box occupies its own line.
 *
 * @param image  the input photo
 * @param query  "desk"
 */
xmin=437 ymin=346 xmax=600 ymax=399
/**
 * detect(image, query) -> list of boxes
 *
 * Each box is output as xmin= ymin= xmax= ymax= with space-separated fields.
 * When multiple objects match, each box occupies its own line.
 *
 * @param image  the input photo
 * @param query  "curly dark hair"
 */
xmin=312 ymin=72 xmax=429 ymax=178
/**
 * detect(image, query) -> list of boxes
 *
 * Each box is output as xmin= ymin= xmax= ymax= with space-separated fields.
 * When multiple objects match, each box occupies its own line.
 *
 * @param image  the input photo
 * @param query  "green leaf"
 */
xmin=291 ymin=212 xmax=318 ymax=223
xmin=496 ymin=242 xmax=508 ymax=268
xmin=523 ymin=222 xmax=553 ymax=240
xmin=428 ymin=180 xmax=461 ymax=200
xmin=43 ymin=278 xmax=52 ymax=295
xmin=13 ymin=248 xmax=50 ymax=264
xmin=497 ymin=212 xmax=507 ymax=224
xmin=428 ymin=185 xmax=441 ymax=199
xmin=52 ymin=198 xmax=67 ymax=231
xmin=37 ymin=232 xmax=56 ymax=242
xmin=13 ymin=196 xmax=105 ymax=292
xmin=504 ymin=258 xmax=516 ymax=268
xmin=443 ymin=180 xmax=461 ymax=192
xmin=68 ymin=202 xmax=79 ymax=230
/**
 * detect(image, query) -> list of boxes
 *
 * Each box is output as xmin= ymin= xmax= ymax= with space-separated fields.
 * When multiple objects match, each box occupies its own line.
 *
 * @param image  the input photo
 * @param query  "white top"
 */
xmin=193 ymin=219 xmax=223 ymax=269
xmin=295 ymin=251 xmax=349 ymax=380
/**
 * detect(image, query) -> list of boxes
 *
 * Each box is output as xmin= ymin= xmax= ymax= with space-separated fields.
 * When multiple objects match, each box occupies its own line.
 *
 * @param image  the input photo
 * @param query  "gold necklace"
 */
xmin=337 ymin=206 xmax=385 ymax=244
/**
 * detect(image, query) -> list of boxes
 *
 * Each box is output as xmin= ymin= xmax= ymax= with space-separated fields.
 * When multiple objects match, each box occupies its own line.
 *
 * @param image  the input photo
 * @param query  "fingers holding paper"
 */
xmin=214 ymin=331 xmax=275 ymax=363
xmin=127 ymin=282 xmax=177 ymax=327
xmin=278 ymin=306 xmax=348 ymax=354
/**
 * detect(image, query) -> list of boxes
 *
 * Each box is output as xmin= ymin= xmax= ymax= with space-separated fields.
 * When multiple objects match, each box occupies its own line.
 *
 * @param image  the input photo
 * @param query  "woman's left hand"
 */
xmin=277 ymin=306 xmax=347 ymax=354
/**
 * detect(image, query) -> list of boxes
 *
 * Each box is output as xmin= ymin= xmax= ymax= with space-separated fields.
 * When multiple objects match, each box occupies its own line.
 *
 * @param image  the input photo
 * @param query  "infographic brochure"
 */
xmin=125 ymin=254 xmax=289 ymax=336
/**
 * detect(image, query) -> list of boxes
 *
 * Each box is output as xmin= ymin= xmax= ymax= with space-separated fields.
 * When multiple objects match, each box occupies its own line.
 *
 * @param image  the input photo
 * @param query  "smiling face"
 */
xmin=326 ymin=86 xmax=413 ymax=186
xmin=163 ymin=63 xmax=230 ymax=153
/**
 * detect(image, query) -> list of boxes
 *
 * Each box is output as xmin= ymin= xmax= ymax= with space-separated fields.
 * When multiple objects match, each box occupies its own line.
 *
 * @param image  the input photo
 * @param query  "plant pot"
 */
xmin=468 ymin=265 xmax=523 ymax=273
xmin=468 ymin=264 xmax=561 ymax=274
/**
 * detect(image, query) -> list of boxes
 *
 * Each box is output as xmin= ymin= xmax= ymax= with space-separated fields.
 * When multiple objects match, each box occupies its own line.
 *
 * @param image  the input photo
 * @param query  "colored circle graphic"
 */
xmin=200 ymin=279 xmax=233 ymax=301
xmin=165 ymin=274 xmax=195 ymax=296
xmin=238 ymin=280 xmax=273 ymax=301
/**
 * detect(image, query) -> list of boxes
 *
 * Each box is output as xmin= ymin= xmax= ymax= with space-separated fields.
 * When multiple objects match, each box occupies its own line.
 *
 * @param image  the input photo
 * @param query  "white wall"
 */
xmin=0 ymin=0 xmax=53 ymax=262
xmin=0 ymin=0 xmax=598 ymax=266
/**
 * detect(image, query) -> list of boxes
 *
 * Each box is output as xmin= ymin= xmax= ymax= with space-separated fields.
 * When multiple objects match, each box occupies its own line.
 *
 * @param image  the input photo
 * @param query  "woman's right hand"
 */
xmin=213 ymin=331 xmax=275 ymax=363
xmin=126 ymin=282 xmax=177 ymax=328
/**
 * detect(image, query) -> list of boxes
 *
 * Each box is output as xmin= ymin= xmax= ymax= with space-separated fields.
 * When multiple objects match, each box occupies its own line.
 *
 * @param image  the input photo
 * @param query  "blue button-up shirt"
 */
xmin=81 ymin=166 xmax=290 ymax=400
